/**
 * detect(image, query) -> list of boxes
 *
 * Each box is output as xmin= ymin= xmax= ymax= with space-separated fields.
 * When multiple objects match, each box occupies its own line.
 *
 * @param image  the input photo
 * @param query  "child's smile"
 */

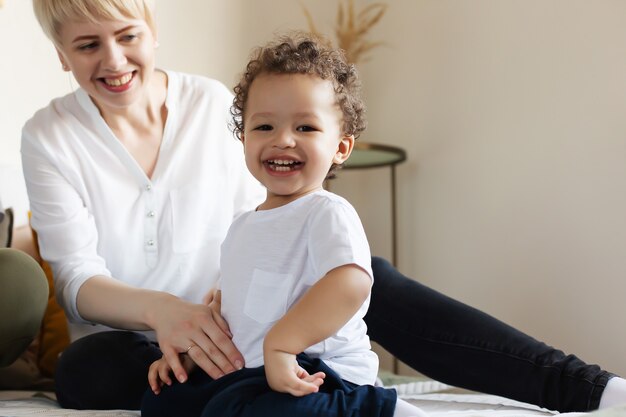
xmin=264 ymin=158 xmax=304 ymax=173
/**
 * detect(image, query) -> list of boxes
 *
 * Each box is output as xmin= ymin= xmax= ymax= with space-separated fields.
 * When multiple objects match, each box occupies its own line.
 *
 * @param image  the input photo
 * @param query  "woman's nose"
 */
xmin=102 ymin=43 xmax=127 ymax=71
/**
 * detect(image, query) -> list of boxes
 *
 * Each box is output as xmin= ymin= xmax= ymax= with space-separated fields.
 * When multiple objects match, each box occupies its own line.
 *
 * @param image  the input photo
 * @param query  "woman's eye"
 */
xmin=254 ymin=124 xmax=273 ymax=131
xmin=78 ymin=42 xmax=98 ymax=51
xmin=120 ymin=34 xmax=139 ymax=42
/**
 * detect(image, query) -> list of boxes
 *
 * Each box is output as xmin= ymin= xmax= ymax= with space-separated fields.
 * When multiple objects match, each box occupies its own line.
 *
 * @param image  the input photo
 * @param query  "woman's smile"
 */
xmin=99 ymin=71 xmax=136 ymax=92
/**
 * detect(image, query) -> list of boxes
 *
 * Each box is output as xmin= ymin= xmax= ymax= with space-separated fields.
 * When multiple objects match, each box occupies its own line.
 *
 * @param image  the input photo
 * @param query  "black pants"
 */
xmin=55 ymin=257 xmax=613 ymax=412
xmin=141 ymin=353 xmax=396 ymax=417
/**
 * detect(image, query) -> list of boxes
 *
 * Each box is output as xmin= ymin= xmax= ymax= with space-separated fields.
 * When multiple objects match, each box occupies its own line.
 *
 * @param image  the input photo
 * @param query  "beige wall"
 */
xmin=0 ymin=1 xmax=68 ymax=224
xmin=2 ymin=0 xmax=625 ymax=376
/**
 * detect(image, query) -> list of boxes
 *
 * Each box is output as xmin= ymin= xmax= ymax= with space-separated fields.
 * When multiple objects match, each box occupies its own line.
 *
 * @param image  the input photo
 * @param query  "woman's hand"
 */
xmin=75 ymin=277 xmax=242 ymax=383
xmin=263 ymin=349 xmax=325 ymax=396
xmin=149 ymin=291 xmax=243 ymax=383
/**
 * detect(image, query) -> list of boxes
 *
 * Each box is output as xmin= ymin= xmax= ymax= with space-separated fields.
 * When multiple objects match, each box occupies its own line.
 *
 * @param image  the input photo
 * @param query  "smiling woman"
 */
xmin=24 ymin=0 xmax=264 ymax=409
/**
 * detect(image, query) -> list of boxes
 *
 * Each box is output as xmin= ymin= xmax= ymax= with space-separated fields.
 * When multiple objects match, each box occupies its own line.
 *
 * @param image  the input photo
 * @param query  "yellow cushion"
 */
xmin=37 ymin=259 xmax=70 ymax=377
xmin=29 ymin=217 xmax=70 ymax=377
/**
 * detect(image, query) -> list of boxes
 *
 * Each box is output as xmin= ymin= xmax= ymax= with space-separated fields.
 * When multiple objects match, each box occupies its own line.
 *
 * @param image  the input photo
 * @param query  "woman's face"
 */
xmin=56 ymin=17 xmax=157 ymax=112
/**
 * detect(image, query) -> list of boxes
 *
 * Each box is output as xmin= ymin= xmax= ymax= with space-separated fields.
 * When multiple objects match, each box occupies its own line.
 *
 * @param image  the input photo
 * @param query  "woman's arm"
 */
xmin=76 ymin=275 xmax=242 ymax=382
xmin=263 ymin=264 xmax=371 ymax=395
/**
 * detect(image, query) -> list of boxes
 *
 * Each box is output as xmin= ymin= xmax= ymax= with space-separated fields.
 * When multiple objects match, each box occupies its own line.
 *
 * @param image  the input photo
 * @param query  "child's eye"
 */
xmin=254 ymin=124 xmax=273 ymax=131
xmin=296 ymin=125 xmax=317 ymax=132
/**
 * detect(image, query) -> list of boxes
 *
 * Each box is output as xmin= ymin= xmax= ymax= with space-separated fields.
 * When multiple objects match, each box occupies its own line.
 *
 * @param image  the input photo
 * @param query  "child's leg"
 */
xmin=141 ymin=366 xmax=266 ymax=417
xmin=200 ymin=355 xmax=397 ymax=417
xmin=201 ymin=381 xmax=397 ymax=417
xmin=394 ymin=398 xmax=429 ymax=417
xmin=141 ymin=369 xmax=216 ymax=417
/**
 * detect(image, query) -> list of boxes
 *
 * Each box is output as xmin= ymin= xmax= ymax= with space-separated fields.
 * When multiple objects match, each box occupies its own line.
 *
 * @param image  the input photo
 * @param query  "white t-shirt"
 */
xmin=21 ymin=71 xmax=265 ymax=340
xmin=220 ymin=190 xmax=378 ymax=385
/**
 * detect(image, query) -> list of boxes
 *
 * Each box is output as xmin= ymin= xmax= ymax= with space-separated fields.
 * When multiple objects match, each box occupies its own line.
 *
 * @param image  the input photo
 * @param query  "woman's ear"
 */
xmin=152 ymin=27 xmax=160 ymax=49
xmin=333 ymin=134 xmax=355 ymax=164
xmin=56 ymin=48 xmax=70 ymax=72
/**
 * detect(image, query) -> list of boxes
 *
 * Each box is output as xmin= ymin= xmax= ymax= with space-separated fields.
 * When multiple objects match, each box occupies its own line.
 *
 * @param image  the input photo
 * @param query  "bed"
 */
xmin=2 ymin=376 xmax=624 ymax=416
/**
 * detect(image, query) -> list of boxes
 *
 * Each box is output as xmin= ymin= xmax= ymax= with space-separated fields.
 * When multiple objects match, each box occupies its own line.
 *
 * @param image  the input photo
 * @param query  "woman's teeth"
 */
xmin=104 ymin=73 xmax=133 ymax=86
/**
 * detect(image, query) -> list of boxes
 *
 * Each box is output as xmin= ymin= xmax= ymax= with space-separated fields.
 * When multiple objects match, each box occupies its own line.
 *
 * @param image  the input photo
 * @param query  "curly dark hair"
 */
xmin=231 ymin=32 xmax=367 ymax=143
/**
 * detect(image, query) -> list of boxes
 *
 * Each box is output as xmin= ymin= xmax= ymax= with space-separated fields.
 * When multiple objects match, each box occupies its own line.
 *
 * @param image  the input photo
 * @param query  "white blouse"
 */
xmin=21 ymin=71 xmax=264 ymax=340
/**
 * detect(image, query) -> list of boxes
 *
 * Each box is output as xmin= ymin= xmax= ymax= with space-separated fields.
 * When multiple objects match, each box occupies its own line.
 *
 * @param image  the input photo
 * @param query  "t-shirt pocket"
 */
xmin=244 ymin=269 xmax=291 ymax=323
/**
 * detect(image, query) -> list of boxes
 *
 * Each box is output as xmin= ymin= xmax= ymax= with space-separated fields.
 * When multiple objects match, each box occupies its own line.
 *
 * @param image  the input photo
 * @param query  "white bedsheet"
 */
xmin=2 ymin=378 xmax=617 ymax=417
xmin=0 ymin=392 xmax=138 ymax=416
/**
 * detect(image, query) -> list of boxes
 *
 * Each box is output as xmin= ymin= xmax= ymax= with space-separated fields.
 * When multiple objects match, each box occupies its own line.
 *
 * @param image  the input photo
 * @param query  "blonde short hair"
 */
xmin=33 ymin=0 xmax=155 ymax=48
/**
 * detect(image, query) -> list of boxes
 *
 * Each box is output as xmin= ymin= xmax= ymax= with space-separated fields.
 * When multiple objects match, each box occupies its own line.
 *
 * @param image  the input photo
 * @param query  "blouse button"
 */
xmin=146 ymin=239 xmax=155 ymax=247
xmin=145 ymin=184 xmax=153 ymax=191
xmin=147 ymin=211 xmax=156 ymax=218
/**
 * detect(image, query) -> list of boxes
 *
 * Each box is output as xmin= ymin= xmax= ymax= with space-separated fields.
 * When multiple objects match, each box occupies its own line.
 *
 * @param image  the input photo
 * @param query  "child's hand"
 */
xmin=264 ymin=349 xmax=325 ymax=397
xmin=148 ymin=357 xmax=173 ymax=395
xmin=148 ymin=354 xmax=196 ymax=395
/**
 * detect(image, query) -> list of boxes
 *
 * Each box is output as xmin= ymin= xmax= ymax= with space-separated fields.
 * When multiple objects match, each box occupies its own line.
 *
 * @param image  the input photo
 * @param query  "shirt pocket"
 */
xmin=244 ymin=269 xmax=291 ymax=323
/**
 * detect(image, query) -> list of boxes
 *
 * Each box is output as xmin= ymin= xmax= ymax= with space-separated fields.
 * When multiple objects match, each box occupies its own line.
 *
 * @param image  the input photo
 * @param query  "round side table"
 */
xmin=335 ymin=142 xmax=407 ymax=267
xmin=339 ymin=142 xmax=407 ymax=375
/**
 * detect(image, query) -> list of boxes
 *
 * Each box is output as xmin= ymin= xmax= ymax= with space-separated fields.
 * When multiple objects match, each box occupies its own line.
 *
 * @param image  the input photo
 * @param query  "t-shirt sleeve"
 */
xmin=307 ymin=199 xmax=373 ymax=283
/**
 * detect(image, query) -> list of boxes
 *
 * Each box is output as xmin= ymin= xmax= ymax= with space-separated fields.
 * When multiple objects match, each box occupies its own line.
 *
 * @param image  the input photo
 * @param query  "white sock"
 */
xmin=599 ymin=376 xmax=626 ymax=409
xmin=393 ymin=398 xmax=429 ymax=417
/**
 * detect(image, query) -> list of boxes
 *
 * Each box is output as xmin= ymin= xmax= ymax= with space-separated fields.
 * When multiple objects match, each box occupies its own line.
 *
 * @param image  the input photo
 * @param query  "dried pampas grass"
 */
xmin=302 ymin=0 xmax=387 ymax=64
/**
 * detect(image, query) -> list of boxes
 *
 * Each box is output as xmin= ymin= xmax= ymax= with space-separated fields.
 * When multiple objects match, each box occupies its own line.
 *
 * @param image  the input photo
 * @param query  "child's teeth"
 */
xmin=268 ymin=160 xmax=300 ymax=171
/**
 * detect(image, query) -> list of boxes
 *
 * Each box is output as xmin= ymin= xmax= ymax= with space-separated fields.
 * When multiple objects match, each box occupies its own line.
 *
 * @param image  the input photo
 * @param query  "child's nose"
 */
xmin=272 ymin=129 xmax=296 ymax=148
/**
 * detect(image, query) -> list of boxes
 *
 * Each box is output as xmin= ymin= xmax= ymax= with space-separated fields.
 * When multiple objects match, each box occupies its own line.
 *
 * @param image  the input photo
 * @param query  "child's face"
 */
xmin=242 ymin=73 xmax=354 ymax=209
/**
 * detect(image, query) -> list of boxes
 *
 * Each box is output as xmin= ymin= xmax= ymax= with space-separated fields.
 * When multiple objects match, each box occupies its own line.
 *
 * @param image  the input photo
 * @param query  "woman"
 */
xmin=23 ymin=0 xmax=624 ymax=412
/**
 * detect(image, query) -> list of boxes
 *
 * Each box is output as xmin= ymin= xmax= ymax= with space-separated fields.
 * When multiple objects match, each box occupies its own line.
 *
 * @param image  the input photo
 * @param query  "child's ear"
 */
xmin=240 ymin=133 xmax=246 ymax=153
xmin=333 ymin=134 xmax=355 ymax=164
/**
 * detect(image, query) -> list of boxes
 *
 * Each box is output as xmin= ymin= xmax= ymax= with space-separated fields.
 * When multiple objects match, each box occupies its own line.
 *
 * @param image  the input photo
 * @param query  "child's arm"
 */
xmin=263 ymin=264 xmax=371 ymax=396
xmin=148 ymin=353 xmax=196 ymax=394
